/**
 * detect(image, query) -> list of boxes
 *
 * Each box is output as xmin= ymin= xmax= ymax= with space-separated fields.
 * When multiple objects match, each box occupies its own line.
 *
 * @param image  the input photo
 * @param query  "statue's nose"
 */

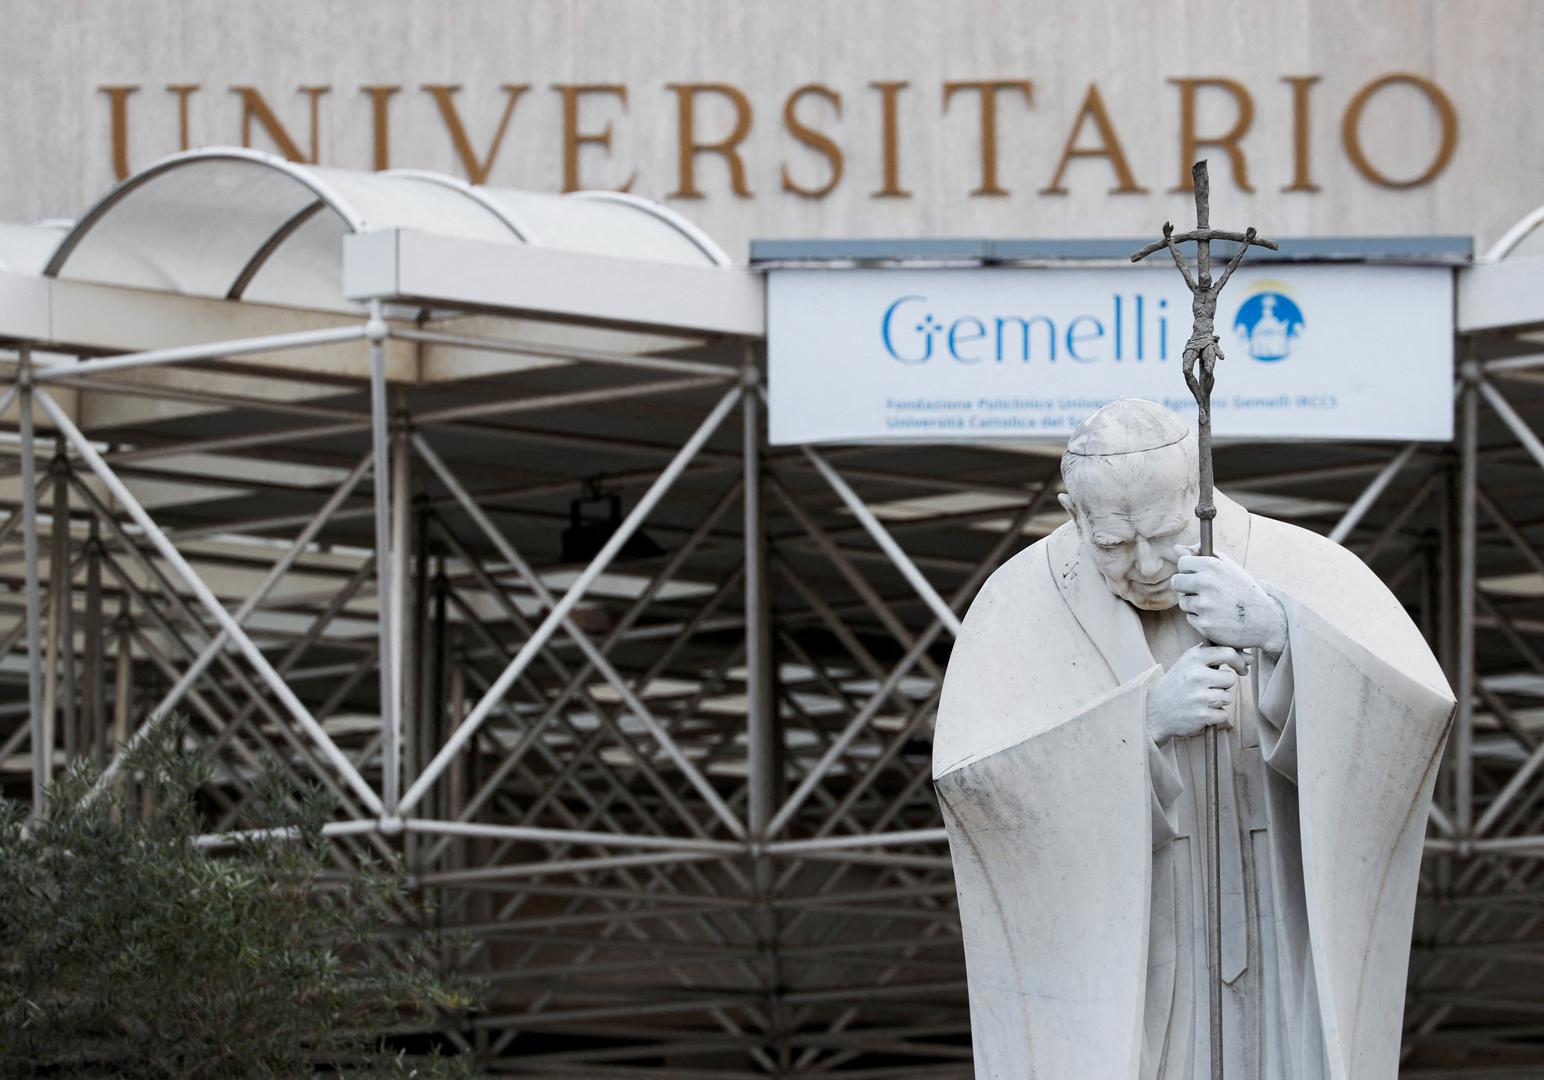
xmin=1134 ymin=539 xmax=1165 ymax=579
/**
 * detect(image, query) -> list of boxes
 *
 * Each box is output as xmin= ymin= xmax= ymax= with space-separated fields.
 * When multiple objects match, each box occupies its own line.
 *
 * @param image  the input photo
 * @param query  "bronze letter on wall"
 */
xmin=1040 ymin=83 xmax=1145 ymax=195
xmin=1281 ymin=75 xmax=1321 ymax=192
xmin=869 ymin=81 xmax=911 ymax=199
xmin=99 ymin=85 xmax=140 ymax=180
xmin=942 ymin=79 xmax=1034 ymax=196
xmin=167 ymin=84 xmax=200 ymax=152
xmin=782 ymin=84 xmax=844 ymax=198
xmin=1342 ymin=73 xmax=1458 ymax=189
xmin=362 ymin=85 xmax=402 ymax=172
xmin=230 ymin=85 xmax=332 ymax=163
xmin=554 ymin=84 xmax=635 ymax=192
xmin=667 ymin=83 xmax=755 ymax=199
xmin=1170 ymin=77 xmax=1255 ymax=192
xmin=423 ymin=83 xmax=530 ymax=185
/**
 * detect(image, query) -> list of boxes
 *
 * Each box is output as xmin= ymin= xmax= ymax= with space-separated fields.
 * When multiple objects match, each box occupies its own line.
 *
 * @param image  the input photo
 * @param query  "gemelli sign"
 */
xmin=766 ymin=265 xmax=1454 ymax=444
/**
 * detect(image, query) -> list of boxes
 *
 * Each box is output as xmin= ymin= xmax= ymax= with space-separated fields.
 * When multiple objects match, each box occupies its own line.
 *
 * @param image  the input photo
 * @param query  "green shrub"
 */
xmin=0 ymin=720 xmax=478 ymax=1078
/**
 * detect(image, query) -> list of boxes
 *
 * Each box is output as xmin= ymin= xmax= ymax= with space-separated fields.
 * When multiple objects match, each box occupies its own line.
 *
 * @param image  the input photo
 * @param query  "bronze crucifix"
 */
xmin=1130 ymin=158 xmax=1276 ymax=1079
xmin=1131 ymin=160 xmax=1277 ymax=557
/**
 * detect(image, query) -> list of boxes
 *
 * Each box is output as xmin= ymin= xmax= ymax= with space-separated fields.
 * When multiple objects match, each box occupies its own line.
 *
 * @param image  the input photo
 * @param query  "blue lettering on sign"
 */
xmin=1065 ymin=315 xmax=1104 ymax=363
xmin=948 ymin=315 xmax=987 ymax=363
xmin=881 ymin=294 xmax=1169 ymax=366
xmin=881 ymin=296 xmax=934 ymax=364
xmin=994 ymin=316 xmax=1057 ymax=362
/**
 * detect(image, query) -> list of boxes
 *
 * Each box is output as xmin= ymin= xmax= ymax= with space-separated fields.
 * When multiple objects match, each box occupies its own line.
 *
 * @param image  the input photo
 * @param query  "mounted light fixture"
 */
xmin=560 ymin=479 xmax=667 ymax=565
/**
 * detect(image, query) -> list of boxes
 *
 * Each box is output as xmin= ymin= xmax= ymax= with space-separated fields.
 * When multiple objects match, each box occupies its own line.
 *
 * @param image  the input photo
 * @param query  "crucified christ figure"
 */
xmin=1130 ymin=161 xmax=1275 ymax=544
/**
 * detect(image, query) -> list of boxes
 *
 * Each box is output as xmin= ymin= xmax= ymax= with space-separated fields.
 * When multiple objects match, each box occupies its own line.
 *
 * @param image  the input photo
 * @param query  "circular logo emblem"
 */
xmin=1233 ymin=286 xmax=1305 ymax=363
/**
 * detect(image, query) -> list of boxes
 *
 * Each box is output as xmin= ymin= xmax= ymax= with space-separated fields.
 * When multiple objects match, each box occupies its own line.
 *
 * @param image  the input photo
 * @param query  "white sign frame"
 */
xmin=767 ymin=265 xmax=1455 ymax=445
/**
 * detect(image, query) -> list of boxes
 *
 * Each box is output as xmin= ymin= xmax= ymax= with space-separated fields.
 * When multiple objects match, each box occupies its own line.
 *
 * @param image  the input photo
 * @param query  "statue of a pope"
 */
xmin=935 ymin=398 xmax=1454 ymax=1079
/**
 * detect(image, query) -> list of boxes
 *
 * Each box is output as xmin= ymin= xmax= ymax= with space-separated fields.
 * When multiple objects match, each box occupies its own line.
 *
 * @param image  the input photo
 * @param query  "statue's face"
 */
xmin=1058 ymin=449 xmax=1199 ymax=611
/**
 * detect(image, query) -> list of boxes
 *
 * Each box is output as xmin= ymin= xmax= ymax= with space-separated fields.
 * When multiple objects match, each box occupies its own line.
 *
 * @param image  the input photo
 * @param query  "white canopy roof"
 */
xmin=0 ymin=222 xmax=68 ymax=275
xmin=34 ymin=148 xmax=731 ymax=314
xmin=1459 ymin=203 xmax=1544 ymax=333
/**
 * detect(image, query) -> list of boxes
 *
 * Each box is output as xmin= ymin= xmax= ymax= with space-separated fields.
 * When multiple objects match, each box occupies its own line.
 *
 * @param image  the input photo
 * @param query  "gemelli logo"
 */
xmin=880 ymin=293 xmax=1171 ymax=366
xmin=1233 ymin=282 xmax=1305 ymax=363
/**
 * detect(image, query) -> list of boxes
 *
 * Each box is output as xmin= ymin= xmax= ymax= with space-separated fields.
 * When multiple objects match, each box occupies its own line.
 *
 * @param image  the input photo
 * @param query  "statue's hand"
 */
xmin=1171 ymin=547 xmax=1288 ymax=657
xmin=1147 ymin=644 xmax=1247 ymax=746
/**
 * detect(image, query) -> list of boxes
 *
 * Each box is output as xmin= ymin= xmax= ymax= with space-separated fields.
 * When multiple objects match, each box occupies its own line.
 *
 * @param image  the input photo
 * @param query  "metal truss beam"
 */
xmin=0 ymin=302 xmax=1538 ymax=1075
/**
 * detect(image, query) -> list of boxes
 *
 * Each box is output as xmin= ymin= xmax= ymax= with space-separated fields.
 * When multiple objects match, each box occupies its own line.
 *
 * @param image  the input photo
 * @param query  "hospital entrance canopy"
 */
xmin=0 ymin=146 xmax=761 ymax=414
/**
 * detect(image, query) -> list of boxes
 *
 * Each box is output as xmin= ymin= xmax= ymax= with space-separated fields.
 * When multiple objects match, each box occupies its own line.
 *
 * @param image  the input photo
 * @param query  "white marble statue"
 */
xmin=934 ymin=398 xmax=1454 ymax=1080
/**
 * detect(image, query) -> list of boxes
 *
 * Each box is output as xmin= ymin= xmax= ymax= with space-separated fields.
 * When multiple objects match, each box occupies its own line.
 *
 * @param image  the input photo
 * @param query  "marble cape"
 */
xmin=933 ymin=492 xmax=1454 ymax=1080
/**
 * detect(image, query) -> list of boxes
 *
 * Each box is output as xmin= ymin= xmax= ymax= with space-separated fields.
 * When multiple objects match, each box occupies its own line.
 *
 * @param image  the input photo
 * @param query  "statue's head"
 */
xmin=1057 ymin=398 xmax=1200 ymax=611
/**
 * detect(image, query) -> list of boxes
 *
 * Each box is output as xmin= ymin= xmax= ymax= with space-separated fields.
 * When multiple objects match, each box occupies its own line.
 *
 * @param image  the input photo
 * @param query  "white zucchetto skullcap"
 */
xmin=1065 ymin=398 xmax=1192 ymax=458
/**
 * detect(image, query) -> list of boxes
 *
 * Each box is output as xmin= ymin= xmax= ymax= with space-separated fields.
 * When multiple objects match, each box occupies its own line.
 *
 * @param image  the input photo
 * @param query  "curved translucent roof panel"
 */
xmin=484 ymin=189 xmax=729 ymax=266
xmin=44 ymin=148 xmax=730 ymax=313
xmin=0 ymin=223 xmax=69 ymax=275
xmin=1487 ymin=203 xmax=1544 ymax=261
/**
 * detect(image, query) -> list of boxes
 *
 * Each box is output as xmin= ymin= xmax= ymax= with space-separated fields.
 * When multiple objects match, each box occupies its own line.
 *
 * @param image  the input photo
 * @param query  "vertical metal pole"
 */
xmin=391 ymin=412 xmax=414 ymax=815
xmin=84 ymin=520 xmax=105 ymax=769
xmin=430 ymin=590 xmax=450 ymax=966
xmin=18 ymin=349 xmax=48 ymax=814
xmin=1457 ymin=372 xmax=1478 ymax=844
xmin=368 ymin=302 xmax=398 ymax=815
xmin=744 ymin=362 xmax=775 ymax=837
xmin=52 ymin=458 xmax=77 ymax=763
xmin=741 ymin=350 xmax=782 ymax=1067
xmin=425 ymin=560 xmax=448 ymax=821
xmin=447 ymin=649 xmax=466 ymax=878
xmin=41 ymin=479 xmax=60 ymax=764
xmin=112 ymin=602 xmax=133 ymax=774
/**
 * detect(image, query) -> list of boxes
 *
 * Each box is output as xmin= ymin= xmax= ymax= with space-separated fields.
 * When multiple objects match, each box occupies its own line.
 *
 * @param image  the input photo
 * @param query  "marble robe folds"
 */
xmin=933 ymin=492 xmax=1455 ymax=1080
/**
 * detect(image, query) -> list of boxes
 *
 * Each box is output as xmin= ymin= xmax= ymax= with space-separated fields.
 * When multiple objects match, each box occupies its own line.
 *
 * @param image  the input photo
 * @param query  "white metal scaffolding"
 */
xmin=1 ymin=148 xmax=1543 ymax=1075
